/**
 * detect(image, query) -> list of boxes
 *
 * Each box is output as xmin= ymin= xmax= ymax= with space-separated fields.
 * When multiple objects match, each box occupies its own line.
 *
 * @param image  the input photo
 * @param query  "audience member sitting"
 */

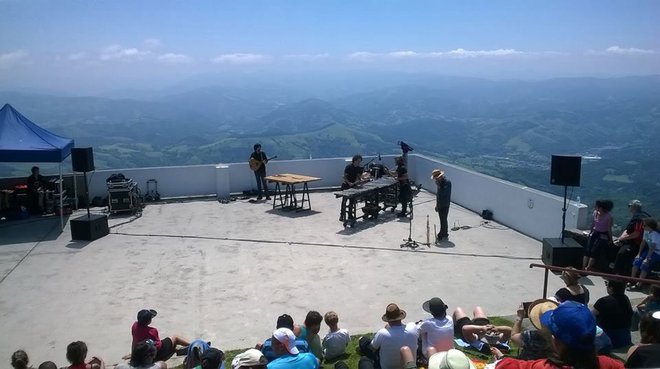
xmin=65 ymin=341 xmax=104 ymax=369
xmin=626 ymin=312 xmax=660 ymax=368
xmin=196 ymin=348 xmax=225 ymax=369
xmin=131 ymin=309 xmax=191 ymax=362
xmin=554 ymin=267 xmax=590 ymax=304
xmin=453 ymin=306 xmax=511 ymax=354
xmin=613 ymin=200 xmax=647 ymax=276
xmin=583 ymin=200 xmax=614 ymax=272
xmin=492 ymin=301 xmax=623 ymax=369
xmin=232 ymin=349 xmax=267 ymax=369
xmin=633 ymin=285 xmax=660 ymax=331
xmin=425 ymin=347 xmax=476 ymax=369
xmin=11 ymin=350 xmax=31 ymax=369
xmin=300 ymin=311 xmax=324 ymax=361
xmin=419 ymin=297 xmax=454 ymax=356
xmin=260 ymin=314 xmax=310 ymax=362
xmin=37 ymin=362 xmax=57 ymax=369
xmin=117 ymin=340 xmax=167 ymax=369
xmin=322 ymin=311 xmax=350 ymax=361
xmin=267 ymin=328 xmax=319 ymax=369
xmin=359 ymin=303 xmax=419 ymax=369
xmin=630 ymin=218 xmax=660 ymax=289
xmin=510 ymin=299 xmax=557 ymax=360
xmin=592 ymin=279 xmax=633 ymax=349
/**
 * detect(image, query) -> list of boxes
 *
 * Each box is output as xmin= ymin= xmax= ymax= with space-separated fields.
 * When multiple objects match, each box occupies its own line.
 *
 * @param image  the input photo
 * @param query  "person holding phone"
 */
xmin=510 ymin=300 xmax=558 ymax=360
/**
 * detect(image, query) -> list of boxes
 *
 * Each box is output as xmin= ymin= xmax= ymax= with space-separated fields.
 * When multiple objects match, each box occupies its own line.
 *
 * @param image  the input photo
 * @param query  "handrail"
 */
xmin=529 ymin=263 xmax=660 ymax=298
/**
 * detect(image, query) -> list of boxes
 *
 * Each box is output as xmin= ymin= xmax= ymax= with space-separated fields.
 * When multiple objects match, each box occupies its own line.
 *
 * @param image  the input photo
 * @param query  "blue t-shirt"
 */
xmin=267 ymin=353 xmax=318 ymax=369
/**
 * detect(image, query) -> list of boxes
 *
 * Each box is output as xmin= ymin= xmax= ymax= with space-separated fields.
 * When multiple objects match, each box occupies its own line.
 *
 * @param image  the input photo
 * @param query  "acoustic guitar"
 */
xmin=249 ymin=155 xmax=277 ymax=171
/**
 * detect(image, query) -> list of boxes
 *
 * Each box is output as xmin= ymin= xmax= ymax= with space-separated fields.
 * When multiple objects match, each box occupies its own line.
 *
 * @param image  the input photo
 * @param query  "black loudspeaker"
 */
xmin=72 ymin=147 xmax=95 ymax=172
xmin=70 ymin=214 xmax=109 ymax=241
xmin=542 ymin=238 xmax=583 ymax=268
xmin=550 ymin=155 xmax=581 ymax=186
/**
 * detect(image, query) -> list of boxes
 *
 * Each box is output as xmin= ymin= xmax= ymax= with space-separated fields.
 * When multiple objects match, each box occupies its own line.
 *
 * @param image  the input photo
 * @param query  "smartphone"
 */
xmin=522 ymin=301 xmax=532 ymax=318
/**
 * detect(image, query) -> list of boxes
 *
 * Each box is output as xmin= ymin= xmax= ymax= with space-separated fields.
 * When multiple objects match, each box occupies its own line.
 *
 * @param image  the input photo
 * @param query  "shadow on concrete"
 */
xmin=433 ymin=240 xmax=456 ymax=248
xmin=265 ymin=209 xmax=321 ymax=218
xmin=0 ymin=216 xmax=66 ymax=246
xmin=66 ymin=240 xmax=92 ymax=249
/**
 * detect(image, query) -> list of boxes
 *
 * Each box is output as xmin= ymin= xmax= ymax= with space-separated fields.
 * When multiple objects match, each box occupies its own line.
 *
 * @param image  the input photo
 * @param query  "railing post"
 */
xmin=543 ymin=268 xmax=549 ymax=298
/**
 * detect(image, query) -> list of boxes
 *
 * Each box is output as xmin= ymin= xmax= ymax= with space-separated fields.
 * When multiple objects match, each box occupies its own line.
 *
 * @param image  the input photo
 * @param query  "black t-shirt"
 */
xmin=554 ymin=286 xmax=590 ymax=305
xmin=625 ymin=344 xmax=660 ymax=368
xmin=344 ymin=164 xmax=363 ymax=183
xmin=27 ymin=174 xmax=45 ymax=192
xmin=594 ymin=294 xmax=633 ymax=330
xmin=396 ymin=165 xmax=409 ymax=183
xmin=250 ymin=151 xmax=267 ymax=161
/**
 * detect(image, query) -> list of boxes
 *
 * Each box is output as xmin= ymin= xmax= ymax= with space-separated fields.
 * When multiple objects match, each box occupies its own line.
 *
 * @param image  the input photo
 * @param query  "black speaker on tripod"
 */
xmin=550 ymin=155 xmax=582 ymax=244
xmin=70 ymin=147 xmax=108 ymax=241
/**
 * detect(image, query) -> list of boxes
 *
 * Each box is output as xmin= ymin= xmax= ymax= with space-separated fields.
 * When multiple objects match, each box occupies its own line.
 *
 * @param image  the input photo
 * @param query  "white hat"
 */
xmin=231 ymin=349 xmax=267 ymax=369
xmin=272 ymin=328 xmax=299 ymax=355
xmin=428 ymin=349 xmax=476 ymax=369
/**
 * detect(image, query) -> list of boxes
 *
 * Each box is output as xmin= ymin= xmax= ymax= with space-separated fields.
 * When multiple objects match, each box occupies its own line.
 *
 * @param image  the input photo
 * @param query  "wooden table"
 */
xmin=265 ymin=173 xmax=322 ymax=211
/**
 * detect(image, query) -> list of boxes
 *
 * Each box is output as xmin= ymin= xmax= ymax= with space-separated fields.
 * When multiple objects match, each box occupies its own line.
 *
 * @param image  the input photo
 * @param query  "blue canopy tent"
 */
xmin=0 ymin=103 xmax=75 ymax=229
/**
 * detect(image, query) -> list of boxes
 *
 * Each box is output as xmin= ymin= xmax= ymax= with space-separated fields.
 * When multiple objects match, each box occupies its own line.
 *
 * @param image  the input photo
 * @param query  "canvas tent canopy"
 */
xmin=0 ymin=103 xmax=75 ymax=229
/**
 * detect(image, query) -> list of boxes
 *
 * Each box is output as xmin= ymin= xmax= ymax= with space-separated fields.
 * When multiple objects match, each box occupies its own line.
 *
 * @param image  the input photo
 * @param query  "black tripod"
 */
xmin=400 ymin=198 xmax=421 ymax=250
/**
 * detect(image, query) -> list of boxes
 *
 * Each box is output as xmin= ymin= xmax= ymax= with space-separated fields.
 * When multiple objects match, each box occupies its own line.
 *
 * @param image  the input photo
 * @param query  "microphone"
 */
xmin=378 ymin=152 xmax=381 ymax=161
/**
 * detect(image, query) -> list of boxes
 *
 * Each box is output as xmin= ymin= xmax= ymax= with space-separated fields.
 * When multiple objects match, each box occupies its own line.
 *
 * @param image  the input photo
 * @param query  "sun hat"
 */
xmin=428 ymin=349 xmax=476 ymax=369
xmin=540 ymin=301 xmax=596 ymax=350
xmin=382 ymin=303 xmax=407 ymax=322
xmin=422 ymin=297 xmax=448 ymax=316
xmin=231 ymin=349 xmax=267 ymax=369
xmin=528 ymin=299 xmax=559 ymax=330
xmin=272 ymin=328 xmax=299 ymax=355
xmin=431 ymin=169 xmax=445 ymax=180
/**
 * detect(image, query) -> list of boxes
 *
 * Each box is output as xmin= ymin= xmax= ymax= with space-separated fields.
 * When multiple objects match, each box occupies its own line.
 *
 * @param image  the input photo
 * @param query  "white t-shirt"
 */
xmin=419 ymin=316 xmax=454 ymax=355
xmin=647 ymin=230 xmax=660 ymax=255
xmin=371 ymin=323 xmax=419 ymax=369
xmin=322 ymin=328 xmax=350 ymax=360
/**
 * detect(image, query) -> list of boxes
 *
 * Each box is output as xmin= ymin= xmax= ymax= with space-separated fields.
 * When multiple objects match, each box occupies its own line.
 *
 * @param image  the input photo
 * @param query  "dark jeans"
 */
xmin=437 ymin=206 xmax=449 ymax=238
xmin=613 ymin=242 xmax=640 ymax=276
xmin=254 ymin=170 xmax=268 ymax=197
xmin=358 ymin=336 xmax=379 ymax=369
xmin=399 ymin=184 xmax=412 ymax=213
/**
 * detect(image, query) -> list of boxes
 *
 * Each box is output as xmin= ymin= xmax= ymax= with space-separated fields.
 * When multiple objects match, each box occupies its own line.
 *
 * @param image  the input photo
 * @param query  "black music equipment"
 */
xmin=72 ymin=147 xmax=95 ymax=172
xmin=335 ymin=177 xmax=398 ymax=227
xmin=550 ymin=155 xmax=581 ymax=187
xmin=70 ymin=214 xmax=109 ymax=241
xmin=398 ymin=141 xmax=414 ymax=153
xmin=542 ymin=237 xmax=583 ymax=268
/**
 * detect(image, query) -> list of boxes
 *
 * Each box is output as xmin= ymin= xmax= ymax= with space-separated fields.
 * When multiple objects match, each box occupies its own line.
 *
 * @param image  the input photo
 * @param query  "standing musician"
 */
xmin=432 ymin=169 xmax=451 ymax=241
xmin=340 ymin=155 xmax=367 ymax=221
xmin=27 ymin=166 xmax=46 ymax=214
xmin=249 ymin=144 xmax=271 ymax=200
xmin=391 ymin=156 xmax=412 ymax=218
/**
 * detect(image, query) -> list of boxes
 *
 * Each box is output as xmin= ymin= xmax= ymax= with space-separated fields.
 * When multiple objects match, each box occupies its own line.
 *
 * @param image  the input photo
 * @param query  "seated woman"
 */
xmin=65 ymin=341 xmax=104 ymax=369
xmin=633 ymin=286 xmax=660 ymax=331
xmin=131 ymin=309 xmax=191 ymax=362
xmin=626 ymin=312 xmax=660 ymax=368
xmin=592 ymin=279 xmax=633 ymax=349
xmin=117 ymin=340 xmax=167 ymax=369
xmin=554 ymin=267 xmax=589 ymax=304
xmin=630 ymin=218 xmax=660 ymax=289
xmin=453 ymin=306 xmax=512 ymax=354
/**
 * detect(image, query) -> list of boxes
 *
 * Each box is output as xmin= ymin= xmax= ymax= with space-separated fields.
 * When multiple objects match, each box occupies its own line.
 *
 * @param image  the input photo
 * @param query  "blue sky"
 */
xmin=1 ymin=0 xmax=659 ymax=94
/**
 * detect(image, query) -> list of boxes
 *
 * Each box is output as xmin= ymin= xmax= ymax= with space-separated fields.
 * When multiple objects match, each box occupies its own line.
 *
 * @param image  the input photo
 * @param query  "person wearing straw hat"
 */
xmin=510 ymin=299 xmax=558 ymax=360
xmin=363 ymin=303 xmax=419 ymax=369
xmin=554 ymin=267 xmax=590 ymax=305
xmin=431 ymin=169 xmax=451 ymax=242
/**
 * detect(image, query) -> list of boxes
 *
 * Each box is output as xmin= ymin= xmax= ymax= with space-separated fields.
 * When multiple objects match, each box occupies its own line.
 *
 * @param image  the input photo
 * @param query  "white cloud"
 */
xmin=445 ymin=48 xmax=522 ymax=57
xmin=157 ymin=53 xmax=193 ymax=64
xmin=347 ymin=51 xmax=381 ymax=61
xmin=605 ymin=45 xmax=655 ymax=55
xmin=100 ymin=44 xmax=151 ymax=61
xmin=388 ymin=51 xmax=419 ymax=58
xmin=211 ymin=53 xmax=269 ymax=64
xmin=348 ymin=48 xmax=532 ymax=61
xmin=68 ymin=52 xmax=87 ymax=61
xmin=282 ymin=53 xmax=329 ymax=61
xmin=143 ymin=38 xmax=162 ymax=49
xmin=0 ymin=50 xmax=28 ymax=68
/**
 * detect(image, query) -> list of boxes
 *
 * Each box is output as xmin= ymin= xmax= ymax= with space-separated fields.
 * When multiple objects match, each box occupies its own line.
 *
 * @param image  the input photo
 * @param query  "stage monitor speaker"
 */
xmin=70 ymin=214 xmax=109 ymax=241
xmin=542 ymin=237 xmax=583 ymax=268
xmin=72 ymin=147 xmax=95 ymax=172
xmin=550 ymin=155 xmax=581 ymax=187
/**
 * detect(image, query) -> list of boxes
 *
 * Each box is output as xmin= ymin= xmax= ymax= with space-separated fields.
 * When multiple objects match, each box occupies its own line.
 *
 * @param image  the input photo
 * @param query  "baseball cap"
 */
xmin=428 ymin=349 xmax=476 ymax=369
xmin=272 ymin=328 xmax=299 ymax=355
xmin=137 ymin=309 xmax=157 ymax=324
xmin=629 ymin=199 xmax=643 ymax=208
xmin=231 ymin=349 xmax=267 ymax=369
xmin=201 ymin=348 xmax=226 ymax=369
xmin=540 ymin=301 xmax=596 ymax=350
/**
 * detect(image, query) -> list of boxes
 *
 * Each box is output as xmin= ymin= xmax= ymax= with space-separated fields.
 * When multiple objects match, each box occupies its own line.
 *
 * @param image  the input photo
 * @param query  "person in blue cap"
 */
xmin=492 ymin=301 xmax=623 ymax=369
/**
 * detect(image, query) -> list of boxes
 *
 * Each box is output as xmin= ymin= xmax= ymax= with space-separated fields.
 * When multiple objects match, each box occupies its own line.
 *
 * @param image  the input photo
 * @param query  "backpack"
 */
xmin=183 ymin=339 xmax=211 ymax=369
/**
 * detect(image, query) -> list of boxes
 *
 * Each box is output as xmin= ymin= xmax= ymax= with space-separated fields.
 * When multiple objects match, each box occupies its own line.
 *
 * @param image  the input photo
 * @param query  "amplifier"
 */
xmin=70 ymin=214 xmax=109 ymax=241
xmin=542 ymin=237 xmax=583 ymax=268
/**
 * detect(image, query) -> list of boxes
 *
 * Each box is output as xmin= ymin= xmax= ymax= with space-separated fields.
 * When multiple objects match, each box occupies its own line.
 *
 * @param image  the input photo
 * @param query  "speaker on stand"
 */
xmin=70 ymin=147 xmax=108 ymax=241
xmin=550 ymin=155 xmax=582 ymax=245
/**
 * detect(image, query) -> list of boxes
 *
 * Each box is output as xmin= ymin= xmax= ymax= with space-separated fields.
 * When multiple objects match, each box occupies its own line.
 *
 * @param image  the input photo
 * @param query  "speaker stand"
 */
xmin=560 ymin=185 xmax=568 ymax=244
xmin=84 ymin=171 xmax=91 ymax=219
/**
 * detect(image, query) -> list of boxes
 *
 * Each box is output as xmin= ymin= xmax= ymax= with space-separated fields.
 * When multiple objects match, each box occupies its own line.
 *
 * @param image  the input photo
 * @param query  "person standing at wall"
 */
xmin=432 ymin=169 xmax=451 ymax=242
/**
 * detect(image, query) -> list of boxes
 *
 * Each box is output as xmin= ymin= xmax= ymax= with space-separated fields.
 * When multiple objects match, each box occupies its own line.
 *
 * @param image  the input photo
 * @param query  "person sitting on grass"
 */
xmin=630 ymin=218 xmax=660 ymax=289
xmin=65 ymin=341 xmax=104 ymax=369
xmin=259 ymin=314 xmax=310 ymax=362
xmin=232 ymin=349 xmax=268 ymax=369
xmin=299 ymin=311 xmax=324 ymax=361
xmin=490 ymin=301 xmax=623 ymax=369
xmin=117 ymin=340 xmax=167 ymax=369
xmin=419 ymin=297 xmax=454 ymax=356
xmin=453 ymin=306 xmax=512 ymax=355
xmin=322 ymin=311 xmax=350 ymax=361
xmin=267 ymin=328 xmax=319 ymax=369
xmin=510 ymin=299 xmax=558 ymax=360
xmin=554 ymin=267 xmax=590 ymax=305
xmin=11 ymin=350 xmax=30 ymax=369
xmin=38 ymin=362 xmax=57 ymax=369
xmin=626 ymin=311 xmax=660 ymax=368
xmin=592 ymin=279 xmax=633 ymax=349
xmin=360 ymin=303 xmax=419 ymax=369
xmin=131 ymin=309 xmax=191 ymax=362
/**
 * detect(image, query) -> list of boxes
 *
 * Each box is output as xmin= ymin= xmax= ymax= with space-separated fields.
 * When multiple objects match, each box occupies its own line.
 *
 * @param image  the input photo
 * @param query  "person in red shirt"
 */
xmin=131 ymin=309 xmax=191 ymax=362
xmin=65 ymin=341 xmax=104 ymax=369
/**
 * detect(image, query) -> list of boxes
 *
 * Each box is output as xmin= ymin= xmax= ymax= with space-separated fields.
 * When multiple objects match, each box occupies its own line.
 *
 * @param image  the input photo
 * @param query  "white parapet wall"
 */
xmin=84 ymin=154 xmax=586 ymax=240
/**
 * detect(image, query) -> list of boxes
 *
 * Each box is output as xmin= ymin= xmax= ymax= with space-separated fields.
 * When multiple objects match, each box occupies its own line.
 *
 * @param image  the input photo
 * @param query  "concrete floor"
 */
xmin=0 ymin=190 xmax=646 ymax=366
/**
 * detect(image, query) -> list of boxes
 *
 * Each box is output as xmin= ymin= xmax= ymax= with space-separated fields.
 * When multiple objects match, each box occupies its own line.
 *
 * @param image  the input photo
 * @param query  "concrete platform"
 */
xmin=0 ymin=191 xmax=645 ymax=366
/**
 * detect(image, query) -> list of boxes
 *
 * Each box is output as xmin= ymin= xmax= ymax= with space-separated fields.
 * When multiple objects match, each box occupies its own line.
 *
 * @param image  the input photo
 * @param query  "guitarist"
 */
xmin=250 ymin=143 xmax=271 ymax=200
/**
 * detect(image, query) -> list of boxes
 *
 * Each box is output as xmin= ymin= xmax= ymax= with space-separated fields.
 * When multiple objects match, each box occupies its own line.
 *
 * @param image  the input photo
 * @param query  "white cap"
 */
xmin=272 ymin=328 xmax=299 ymax=355
xmin=231 ymin=349 xmax=267 ymax=369
xmin=428 ymin=349 xmax=476 ymax=369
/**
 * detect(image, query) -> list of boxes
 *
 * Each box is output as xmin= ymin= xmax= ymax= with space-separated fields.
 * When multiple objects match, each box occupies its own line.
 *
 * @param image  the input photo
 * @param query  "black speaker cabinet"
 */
xmin=72 ymin=147 xmax=95 ymax=172
xmin=542 ymin=237 xmax=583 ymax=268
xmin=70 ymin=214 xmax=109 ymax=241
xmin=550 ymin=155 xmax=581 ymax=187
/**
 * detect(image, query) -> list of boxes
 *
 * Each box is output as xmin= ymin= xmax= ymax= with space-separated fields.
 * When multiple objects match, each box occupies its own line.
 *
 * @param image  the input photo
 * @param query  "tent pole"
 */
xmin=59 ymin=164 xmax=64 ymax=230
